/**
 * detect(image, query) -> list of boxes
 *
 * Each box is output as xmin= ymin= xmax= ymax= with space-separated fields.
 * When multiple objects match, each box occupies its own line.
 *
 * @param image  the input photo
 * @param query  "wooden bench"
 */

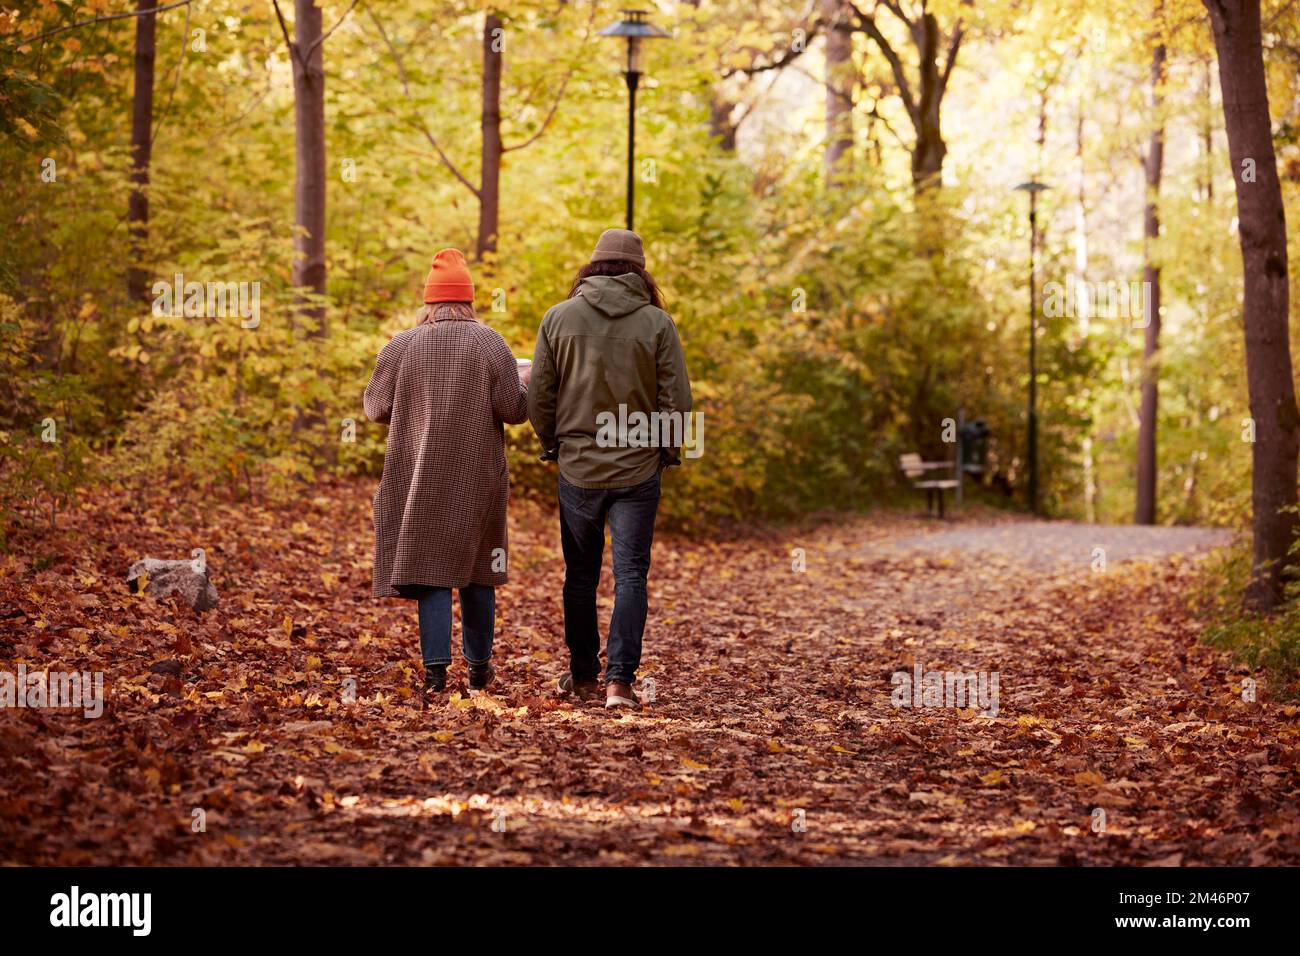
xmin=899 ymin=453 xmax=959 ymax=518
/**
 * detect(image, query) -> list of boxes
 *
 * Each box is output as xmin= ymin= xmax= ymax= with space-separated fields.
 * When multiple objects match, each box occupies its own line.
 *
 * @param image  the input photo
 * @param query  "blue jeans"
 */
xmin=413 ymin=585 xmax=495 ymax=667
xmin=558 ymin=471 xmax=660 ymax=684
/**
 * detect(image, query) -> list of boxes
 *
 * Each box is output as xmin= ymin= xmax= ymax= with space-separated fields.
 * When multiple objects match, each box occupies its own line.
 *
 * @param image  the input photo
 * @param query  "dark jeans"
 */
xmin=558 ymin=471 xmax=660 ymax=684
xmin=413 ymin=585 xmax=495 ymax=667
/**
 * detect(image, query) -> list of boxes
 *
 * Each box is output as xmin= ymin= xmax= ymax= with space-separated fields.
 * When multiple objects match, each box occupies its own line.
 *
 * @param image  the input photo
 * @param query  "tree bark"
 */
xmin=1204 ymin=0 xmax=1299 ymax=609
xmin=1135 ymin=40 xmax=1165 ymax=525
xmin=823 ymin=0 xmax=853 ymax=182
xmin=852 ymin=4 xmax=961 ymax=194
xmin=1074 ymin=102 xmax=1098 ymax=522
xmin=126 ymin=0 xmax=156 ymax=304
xmin=1202 ymin=57 xmax=1215 ymax=201
xmin=708 ymin=96 xmax=738 ymax=151
xmin=909 ymin=11 xmax=946 ymax=190
xmin=476 ymin=13 xmax=503 ymax=261
xmin=292 ymin=0 xmax=327 ymax=335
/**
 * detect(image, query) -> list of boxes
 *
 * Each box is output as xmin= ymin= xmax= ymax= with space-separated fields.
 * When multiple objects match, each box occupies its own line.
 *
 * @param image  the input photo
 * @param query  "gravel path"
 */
xmin=879 ymin=520 xmax=1234 ymax=572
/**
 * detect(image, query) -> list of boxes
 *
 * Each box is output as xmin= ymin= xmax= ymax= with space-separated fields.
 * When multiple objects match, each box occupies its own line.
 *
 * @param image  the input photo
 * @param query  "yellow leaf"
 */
xmin=662 ymin=844 xmax=700 ymax=857
xmin=767 ymin=739 xmax=788 ymax=753
xmin=681 ymin=757 xmax=709 ymax=770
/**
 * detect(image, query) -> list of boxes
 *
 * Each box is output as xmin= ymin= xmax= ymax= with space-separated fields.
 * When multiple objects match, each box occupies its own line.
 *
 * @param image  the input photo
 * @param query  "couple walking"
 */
xmin=363 ymin=229 xmax=692 ymax=710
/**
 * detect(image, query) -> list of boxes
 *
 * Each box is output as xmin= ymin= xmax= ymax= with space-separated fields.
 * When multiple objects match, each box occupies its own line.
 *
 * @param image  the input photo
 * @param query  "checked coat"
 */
xmin=364 ymin=305 xmax=528 ymax=597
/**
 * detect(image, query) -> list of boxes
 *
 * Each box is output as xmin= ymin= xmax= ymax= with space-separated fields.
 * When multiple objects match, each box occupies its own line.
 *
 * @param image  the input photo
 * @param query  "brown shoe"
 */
xmin=557 ymin=673 xmax=601 ymax=701
xmin=605 ymin=681 xmax=641 ymax=710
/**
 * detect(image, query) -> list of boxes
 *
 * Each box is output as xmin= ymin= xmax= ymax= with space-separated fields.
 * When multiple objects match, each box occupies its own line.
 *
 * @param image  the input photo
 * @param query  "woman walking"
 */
xmin=364 ymin=248 xmax=528 ymax=702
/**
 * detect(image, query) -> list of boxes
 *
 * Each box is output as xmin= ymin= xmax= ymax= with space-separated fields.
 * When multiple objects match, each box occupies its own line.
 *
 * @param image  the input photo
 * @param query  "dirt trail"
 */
xmin=1 ymin=485 xmax=1295 ymax=866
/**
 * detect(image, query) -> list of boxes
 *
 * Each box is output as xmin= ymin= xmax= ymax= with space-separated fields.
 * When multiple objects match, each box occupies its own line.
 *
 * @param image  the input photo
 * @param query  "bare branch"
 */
xmin=938 ymin=20 xmax=963 ymax=97
xmin=6 ymin=0 xmax=192 ymax=47
xmin=270 ymin=0 xmax=305 ymax=70
xmin=879 ymin=0 xmax=912 ymax=27
xmin=502 ymin=68 xmax=572 ymax=152
xmin=503 ymin=3 xmax=596 ymax=153
xmin=152 ymin=0 xmax=193 ymax=142
xmin=723 ymin=23 xmax=821 ymax=78
xmin=306 ymin=0 xmax=362 ymax=57
xmin=367 ymin=8 xmax=480 ymax=198
xmin=868 ymin=104 xmax=909 ymax=151
xmin=848 ymin=2 xmax=917 ymax=119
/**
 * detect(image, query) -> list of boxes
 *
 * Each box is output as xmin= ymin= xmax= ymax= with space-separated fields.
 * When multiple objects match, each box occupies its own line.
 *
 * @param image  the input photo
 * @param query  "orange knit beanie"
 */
xmin=423 ymin=248 xmax=474 ymax=303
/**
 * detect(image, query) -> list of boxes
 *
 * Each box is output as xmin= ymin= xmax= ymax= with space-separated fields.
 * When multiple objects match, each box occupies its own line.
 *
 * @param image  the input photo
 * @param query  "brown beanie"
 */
xmin=423 ymin=248 xmax=474 ymax=303
xmin=590 ymin=228 xmax=646 ymax=268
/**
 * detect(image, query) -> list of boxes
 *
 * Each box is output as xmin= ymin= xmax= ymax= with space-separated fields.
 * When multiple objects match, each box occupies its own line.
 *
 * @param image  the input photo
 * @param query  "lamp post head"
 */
xmin=598 ymin=9 xmax=670 ymax=74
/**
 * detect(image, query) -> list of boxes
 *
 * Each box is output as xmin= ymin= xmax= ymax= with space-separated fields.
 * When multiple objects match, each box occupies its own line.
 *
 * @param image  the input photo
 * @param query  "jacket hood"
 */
xmin=578 ymin=273 xmax=650 ymax=318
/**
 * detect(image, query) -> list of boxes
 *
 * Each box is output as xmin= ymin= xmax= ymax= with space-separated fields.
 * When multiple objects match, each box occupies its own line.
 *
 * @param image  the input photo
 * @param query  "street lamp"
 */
xmin=1014 ymin=180 xmax=1049 ymax=515
xmin=599 ymin=9 xmax=670 ymax=231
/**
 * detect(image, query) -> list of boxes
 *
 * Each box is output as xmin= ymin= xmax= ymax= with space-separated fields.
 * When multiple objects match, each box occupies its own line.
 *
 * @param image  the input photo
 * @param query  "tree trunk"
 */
xmin=126 ymin=0 xmax=156 ymax=304
xmin=1135 ymin=41 xmax=1165 ymax=525
xmin=855 ymin=7 xmax=959 ymax=194
xmin=1075 ymin=103 xmax=1099 ymax=522
xmin=823 ymin=0 xmax=853 ymax=182
xmin=708 ymin=96 xmax=738 ymax=151
xmin=476 ymin=13 xmax=503 ymax=261
xmin=1205 ymin=0 xmax=1299 ymax=609
xmin=910 ymin=12 xmax=946 ymax=191
xmin=292 ymin=0 xmax=327 ymax=335
xmin=1201 ymin=57 xmax=1215 ymax=202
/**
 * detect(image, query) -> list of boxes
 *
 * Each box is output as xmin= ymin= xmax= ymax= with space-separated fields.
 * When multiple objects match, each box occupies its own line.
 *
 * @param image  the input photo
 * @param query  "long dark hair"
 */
xmin=568 ymin=260 xmax=666 ymax=310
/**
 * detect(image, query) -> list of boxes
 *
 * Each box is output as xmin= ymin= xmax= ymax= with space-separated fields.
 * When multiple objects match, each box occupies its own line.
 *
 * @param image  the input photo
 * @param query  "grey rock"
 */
xmin=126 ymin=558 xmax=219 ymax=612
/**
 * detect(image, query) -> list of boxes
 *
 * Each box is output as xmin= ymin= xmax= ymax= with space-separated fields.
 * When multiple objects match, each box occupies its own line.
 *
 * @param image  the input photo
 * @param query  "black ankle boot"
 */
xmin=468 ymin=662 xmax=495 ymax=690
xmin=423 ymin=664 xmax=448 ymax=693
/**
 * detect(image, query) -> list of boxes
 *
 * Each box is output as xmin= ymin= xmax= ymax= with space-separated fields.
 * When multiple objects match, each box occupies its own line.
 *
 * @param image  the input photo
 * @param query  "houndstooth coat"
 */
xmin=364 ymin=305 xmax=528 ymax=597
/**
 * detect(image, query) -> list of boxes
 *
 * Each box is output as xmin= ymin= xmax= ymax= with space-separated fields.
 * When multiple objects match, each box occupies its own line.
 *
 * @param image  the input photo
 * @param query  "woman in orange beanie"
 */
xmin=364 ymin=248 xmax=528 ymax=701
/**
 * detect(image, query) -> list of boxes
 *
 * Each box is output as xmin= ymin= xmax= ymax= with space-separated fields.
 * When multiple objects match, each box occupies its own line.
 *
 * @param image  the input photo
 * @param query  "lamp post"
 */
xmin=598 ymin=10 xmax=669 ymax=231
xmin=1014 ymin=180 xmax=1049 ymax=515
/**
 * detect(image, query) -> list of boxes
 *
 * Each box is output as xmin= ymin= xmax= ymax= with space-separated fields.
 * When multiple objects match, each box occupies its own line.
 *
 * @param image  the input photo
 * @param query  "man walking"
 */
xmin=528 ymin=229 xmax=692 ymax=709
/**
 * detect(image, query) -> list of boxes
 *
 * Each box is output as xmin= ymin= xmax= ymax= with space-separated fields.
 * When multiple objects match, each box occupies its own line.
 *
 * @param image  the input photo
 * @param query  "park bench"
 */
xmin=899 ymin=453 xmax=959 ymax=518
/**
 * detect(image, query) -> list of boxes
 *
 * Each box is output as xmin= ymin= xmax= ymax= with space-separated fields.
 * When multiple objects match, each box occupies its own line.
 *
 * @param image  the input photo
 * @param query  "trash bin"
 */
xmin=959 ymin=420 xmax=989 ymax=474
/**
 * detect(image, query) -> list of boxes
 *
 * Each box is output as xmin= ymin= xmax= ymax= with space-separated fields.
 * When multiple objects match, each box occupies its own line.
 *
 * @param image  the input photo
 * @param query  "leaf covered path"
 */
xmin=1 ymin=480 xmax=1297 ymax=865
